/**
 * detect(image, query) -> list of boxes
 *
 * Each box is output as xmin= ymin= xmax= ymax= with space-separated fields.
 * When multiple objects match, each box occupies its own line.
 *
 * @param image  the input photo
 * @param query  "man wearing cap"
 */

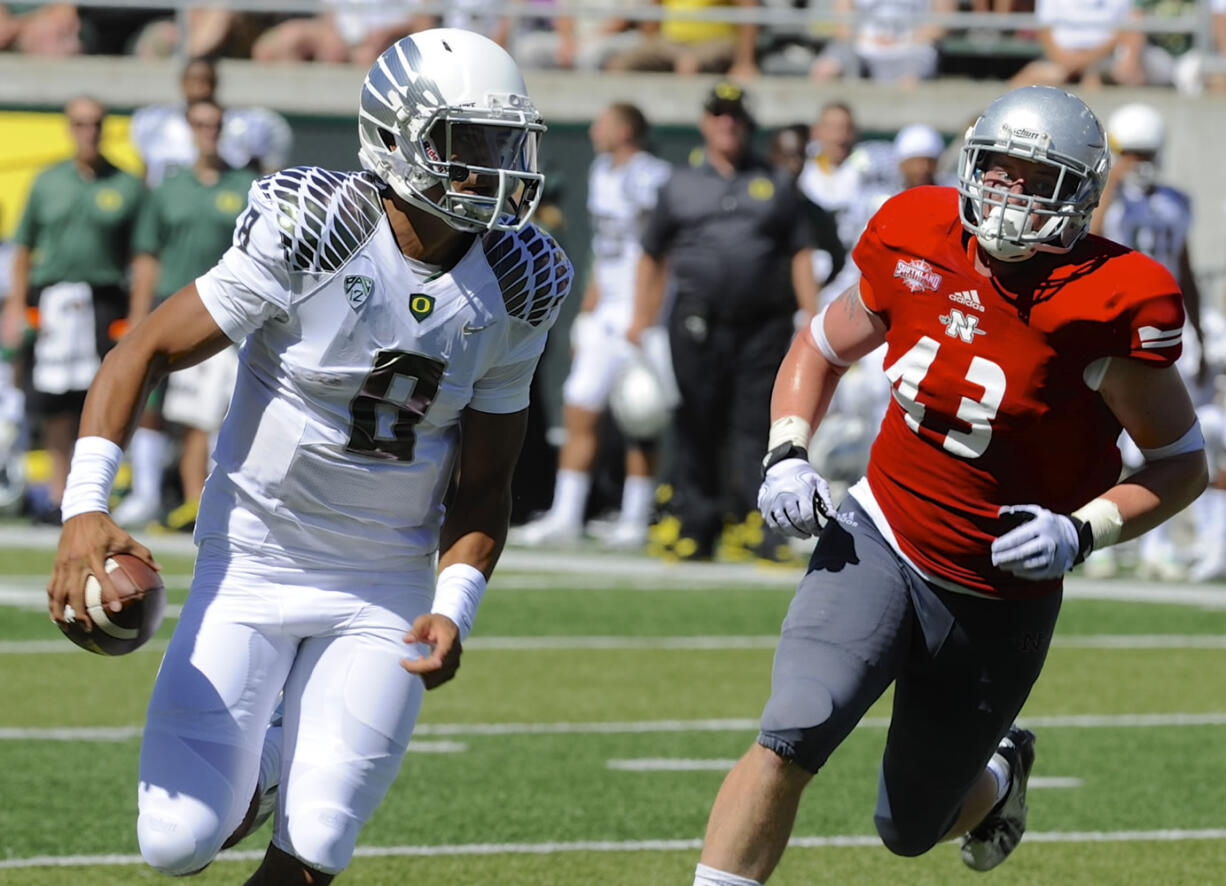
xmin=893 ymin=122 xmax=952 ymax=190
xmin=626 ymin=82 xmax=841 ymax=563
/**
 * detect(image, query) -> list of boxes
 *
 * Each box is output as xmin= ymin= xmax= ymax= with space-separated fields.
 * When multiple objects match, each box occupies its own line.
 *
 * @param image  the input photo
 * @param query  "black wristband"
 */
xmin=1070 ymin=515 xmax=1094 ymax=565
xmin=762 ymin=443 xmax=808 ymax=477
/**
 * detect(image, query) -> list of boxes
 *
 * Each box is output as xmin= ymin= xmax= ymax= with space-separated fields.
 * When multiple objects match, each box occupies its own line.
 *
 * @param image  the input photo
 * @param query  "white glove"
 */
xmin=758 ymin=458 xmax=835 ymax=539
xmin=990 ymin=504 xmax=1081 ymax=580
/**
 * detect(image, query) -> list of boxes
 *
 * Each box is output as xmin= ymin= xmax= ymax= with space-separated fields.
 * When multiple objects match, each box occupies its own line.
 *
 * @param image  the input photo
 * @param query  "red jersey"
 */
xmin=852 ymin=187 xmax=1184 ymax=599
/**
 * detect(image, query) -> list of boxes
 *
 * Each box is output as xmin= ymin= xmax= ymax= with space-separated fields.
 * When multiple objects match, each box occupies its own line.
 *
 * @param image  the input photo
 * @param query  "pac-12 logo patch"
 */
xmin=344 ymin=275 xmax=374 ymax=309
xmin=894 ymin=258 xmax=942 ymax=293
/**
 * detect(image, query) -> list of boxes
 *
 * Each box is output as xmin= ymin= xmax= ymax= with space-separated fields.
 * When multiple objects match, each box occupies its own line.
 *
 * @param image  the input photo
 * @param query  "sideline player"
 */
xmin=514 ymin=102 xmax=670 ymax=549
xmin=692 ymin=86 xmax=1207 ymax=885
xmin=47 ymin=29 xmax=571 ymax=885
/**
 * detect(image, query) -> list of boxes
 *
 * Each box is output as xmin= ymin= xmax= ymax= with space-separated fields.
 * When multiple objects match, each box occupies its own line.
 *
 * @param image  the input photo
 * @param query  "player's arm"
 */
xmin=47 ymin=283 xmax=233 ymax=629
xmin=790 ymin=249 xmax=818 ymax=318
xmin=759 ymin=282 xmax=886 ymax=538
xmin=992 ymin=358 xmax=1208 ymax=580
xmin=626 ymin=251 xmax=669 ymax=345
xmin=402 ymin=406 xmax=529 ymax=690
xmin=1091 ymin=358 xmax=1208 ymax=541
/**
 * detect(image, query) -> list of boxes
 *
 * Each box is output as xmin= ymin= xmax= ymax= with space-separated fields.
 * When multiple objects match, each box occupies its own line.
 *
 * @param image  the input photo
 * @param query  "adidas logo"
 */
xmin=949 ymin=289 xmax=984 ymax=312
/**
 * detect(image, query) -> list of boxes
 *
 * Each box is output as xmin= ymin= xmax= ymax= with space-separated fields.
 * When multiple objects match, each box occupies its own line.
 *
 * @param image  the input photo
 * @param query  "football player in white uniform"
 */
xmin=47 ymin=29 xmax=571 ymax=884
xmin=515 ymin=102 xmax=671 ymax=548
xmin=1090 ymin=102 xmax=1226 ymax=581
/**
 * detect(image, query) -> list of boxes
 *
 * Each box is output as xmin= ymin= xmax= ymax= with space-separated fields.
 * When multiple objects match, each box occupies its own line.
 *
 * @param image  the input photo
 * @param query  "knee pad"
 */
xmin=280 ymin=804 xmax=359 ymax=876
xmin=138 ymin=808 xmax=225 ymax=877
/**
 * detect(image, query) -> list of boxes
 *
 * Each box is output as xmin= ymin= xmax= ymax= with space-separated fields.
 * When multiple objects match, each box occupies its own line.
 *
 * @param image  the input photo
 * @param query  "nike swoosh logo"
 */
xmin=462 ymin=322 xmax=492 ymax=334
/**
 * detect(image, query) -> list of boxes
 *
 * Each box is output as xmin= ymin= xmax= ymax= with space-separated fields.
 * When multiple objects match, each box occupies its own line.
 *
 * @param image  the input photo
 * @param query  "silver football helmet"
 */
xmin=958 ymin=86 xmax=1110 ymax=262
xmin=358 ymin=28 xmax=545 ymax=232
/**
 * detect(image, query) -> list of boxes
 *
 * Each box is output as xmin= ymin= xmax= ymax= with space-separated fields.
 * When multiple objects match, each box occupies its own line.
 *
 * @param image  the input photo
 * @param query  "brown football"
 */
xmin=57 ymin=553 xmax=166 ymax=656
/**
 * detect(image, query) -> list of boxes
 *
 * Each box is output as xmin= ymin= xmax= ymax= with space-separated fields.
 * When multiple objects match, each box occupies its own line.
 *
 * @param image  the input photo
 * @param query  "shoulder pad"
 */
xmin=481 ymin=224 xmax=574 ymax=326
xmin=254 ymin=167 xmax=385 ymax=273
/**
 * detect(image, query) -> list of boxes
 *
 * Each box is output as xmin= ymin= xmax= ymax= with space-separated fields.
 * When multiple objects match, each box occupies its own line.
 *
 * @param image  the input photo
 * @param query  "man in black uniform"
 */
xmin=627 ymin=82 xmax=842 ymax=561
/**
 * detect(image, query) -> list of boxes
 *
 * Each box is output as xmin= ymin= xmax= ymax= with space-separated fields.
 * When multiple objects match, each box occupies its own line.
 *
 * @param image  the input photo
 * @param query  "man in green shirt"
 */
xmin=2 ymin=96 xmax=144 ymax=524
xmin=119 ymin=97 xmax=257 ymax=531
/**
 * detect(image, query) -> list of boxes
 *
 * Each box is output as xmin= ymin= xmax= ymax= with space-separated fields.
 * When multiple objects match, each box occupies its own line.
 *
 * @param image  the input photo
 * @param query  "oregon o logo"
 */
xmin=95 ymin=189 xmax=123 ymax=211
xmin=409 ymin=293 xmax=436 ymax=322
xmin=748 ymin=178 xmax=774 ymax=201
xmin=215 ymin=191 xmax=244 ymax=214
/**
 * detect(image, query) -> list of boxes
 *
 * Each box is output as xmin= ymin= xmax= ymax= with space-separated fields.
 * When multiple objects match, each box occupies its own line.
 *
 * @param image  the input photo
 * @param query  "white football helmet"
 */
xmin=610 ymin=357 xmax=671 ymax=441
xmin=358 ymin=28 xmax=546 ymax=232
xmin=1106 ymin=103 xmax=1164 ymax=190
xmin=958 ymin=86 xmax=1110 ymax=262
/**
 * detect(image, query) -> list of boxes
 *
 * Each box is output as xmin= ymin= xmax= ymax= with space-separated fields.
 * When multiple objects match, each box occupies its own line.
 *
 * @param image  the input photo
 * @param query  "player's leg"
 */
xmin=518 ymin=325 xmax=627 ymax=544
xmin=137 ymin=553 xmax=297 ymax=876
xmin=262 ymin=579 xmax=430 ymax=878
xmin=696 ymin=500 xmax=915 ymax=883
xmin=871 ymin=584 xmax=1060 ymax=867
xmin=602 ymin=440 xmax=656 ymax=549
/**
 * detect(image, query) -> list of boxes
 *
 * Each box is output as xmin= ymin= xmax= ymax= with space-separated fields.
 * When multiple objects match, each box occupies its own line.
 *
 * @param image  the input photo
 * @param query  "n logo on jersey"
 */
xmin=894 ymin=258 xmax=942 ymax=293
xmin=940 ymin=309 xmax=985 ymax=343
xmin=409 ymin=293 xmax=435 ymax=322
xmin=344 ymin=275 xmax=373 ymax=310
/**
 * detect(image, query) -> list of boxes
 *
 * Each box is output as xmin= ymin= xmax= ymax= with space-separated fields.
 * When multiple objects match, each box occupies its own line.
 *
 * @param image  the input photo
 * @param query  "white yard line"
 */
xmin=6 ymin=712 xmax=1226 ymax=743
xmin=605 ymin=759 xmax=1086 ymax=786
xmin=5 ymin=632 xmax=1226 ymax=655
xmin=5 ymin=526 xmax=1226 ymax=602
xmin=2 ymin=828 xmax=1224 ymax=869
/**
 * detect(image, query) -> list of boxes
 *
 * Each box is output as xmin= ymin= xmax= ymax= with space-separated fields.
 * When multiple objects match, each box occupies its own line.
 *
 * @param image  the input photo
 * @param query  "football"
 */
xmin=58 ymin=553 xmax=166 ymax=656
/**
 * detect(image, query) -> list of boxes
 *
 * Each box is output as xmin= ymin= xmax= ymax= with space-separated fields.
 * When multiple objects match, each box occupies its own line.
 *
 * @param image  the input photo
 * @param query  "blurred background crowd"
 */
xmin=3 ymin=0 xmax=1226 ymax=584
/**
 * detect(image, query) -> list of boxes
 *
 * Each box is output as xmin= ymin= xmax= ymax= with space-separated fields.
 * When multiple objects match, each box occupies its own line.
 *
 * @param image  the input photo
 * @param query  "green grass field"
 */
xmin=1 ymin=533 xmax=1224 ymax=885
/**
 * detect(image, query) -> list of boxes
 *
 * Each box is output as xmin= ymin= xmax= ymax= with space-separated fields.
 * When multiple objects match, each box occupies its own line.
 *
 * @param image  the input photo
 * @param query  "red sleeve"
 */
xmin=1093 ymin=251 xmax=1186 ymax=367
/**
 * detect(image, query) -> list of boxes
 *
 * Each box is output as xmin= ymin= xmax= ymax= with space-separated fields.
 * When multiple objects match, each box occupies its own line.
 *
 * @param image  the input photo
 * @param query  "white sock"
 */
xmin=1139 ymin=521 xmax=1172 ymax=562
xmin=128 ymin=428 xmax=169 ymax=503
xmin=693 ymin=863 xmax=763 ymax=886
xmin=619 ymin=474 xmax=655 ymax=526
xmin=257 ymin=723 xmax=283 ymax=794
xmin=552 ymin=468 xmax=591 ymax=526
xmin=987 ymin=753 xmax=1011 ymax=805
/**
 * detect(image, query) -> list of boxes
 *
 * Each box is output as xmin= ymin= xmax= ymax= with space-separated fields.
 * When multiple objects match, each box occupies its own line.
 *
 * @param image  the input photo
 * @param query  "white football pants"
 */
xmin=137 ymin=546 xmax=433 ymax=875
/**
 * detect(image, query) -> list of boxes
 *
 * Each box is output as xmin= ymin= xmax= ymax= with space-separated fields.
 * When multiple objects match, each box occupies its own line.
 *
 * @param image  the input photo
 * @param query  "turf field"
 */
xmin=1 ymin=529 xmax=1225 ymax=885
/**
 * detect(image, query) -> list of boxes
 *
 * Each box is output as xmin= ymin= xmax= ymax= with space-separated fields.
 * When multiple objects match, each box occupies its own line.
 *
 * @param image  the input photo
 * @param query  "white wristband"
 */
xmin=431 ymin=563 xmax=488 ymax=642
xmin=768 ymin=415 xmax=812 ymax=452
xmin=1071 ymin=497 xmax=1124 ymax=550
xmin=61 ymin=436 xmax=123 ymax=522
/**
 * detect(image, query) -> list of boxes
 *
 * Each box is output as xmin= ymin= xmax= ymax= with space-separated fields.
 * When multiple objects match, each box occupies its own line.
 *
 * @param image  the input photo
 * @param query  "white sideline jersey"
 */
xmin=587 ymin=150 xmax=671 ymax=328
xmin=130 ymin=102 xmax=294 ymax=185
xmin=194 ymin=167 xmax=573 ymax=571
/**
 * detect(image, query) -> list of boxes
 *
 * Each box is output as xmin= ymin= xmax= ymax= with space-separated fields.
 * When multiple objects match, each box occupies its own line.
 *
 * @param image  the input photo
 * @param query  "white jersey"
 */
xmin=798 ymin=140 xmax=898 ymax=303
xmin=194 ymin=167 xmax=573 ymax=572
xmin=587 ymin=150 xmax=671 ymax=329
xmin=130 ymin=103 xmax=294 ymax=185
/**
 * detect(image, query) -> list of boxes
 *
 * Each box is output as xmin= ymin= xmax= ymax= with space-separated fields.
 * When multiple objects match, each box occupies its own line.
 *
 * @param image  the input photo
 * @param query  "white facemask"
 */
xmin=977 ymin=204 xmax=1036 ymax=262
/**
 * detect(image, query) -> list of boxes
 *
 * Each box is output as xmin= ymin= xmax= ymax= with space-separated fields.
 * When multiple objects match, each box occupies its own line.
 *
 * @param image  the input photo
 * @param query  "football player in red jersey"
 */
xmin=691 ymin=86 xmax=1208 ymax=886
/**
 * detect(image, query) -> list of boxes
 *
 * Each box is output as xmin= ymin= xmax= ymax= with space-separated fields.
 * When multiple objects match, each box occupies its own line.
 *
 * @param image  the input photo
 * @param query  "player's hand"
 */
xmin=990 ymin=504 xmax=1080 ymax=581
xmin=758 ymin=458 xmax=834 ymax=539
xmin=402 ymin=614 xmax=463 ymax=690
xmin=47 ymin=512 xmax=159 ymax=630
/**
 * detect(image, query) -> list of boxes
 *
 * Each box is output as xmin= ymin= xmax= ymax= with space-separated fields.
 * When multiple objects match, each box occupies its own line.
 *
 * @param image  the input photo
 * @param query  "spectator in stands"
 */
xmin=1009 ymin=0 xmax=1147 ymax=88
xmin=116 ymin=98 xmax=256 ymax=532
xmin=512 ymin=0 xmax=649 ymax=70
xmin=129 ymin=56 xmax=292 ymax=186
xmin=3 ymin=97 xmax=144 ymax=525
xmin=810 ymin=0 xmax=955 ymax=85
xmin=514 ymin=102 xmax=672 ymax=549
xmin=252 ymin=0 xmax=430 ymax=65
xmin=129 ymin=10 xmax=284 ymax=60
xmin=627 ymin=83 xmax=837 ymax=563
xmin=605 ymin=0 xmax=760 ymax=78
xmin=1172 ymin=0 xmax=1226 ymax=94
xmin=0 ymin=2 xmax=80 ymax=55
xmin=893 ymin=122 xmax=951 ymax=189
